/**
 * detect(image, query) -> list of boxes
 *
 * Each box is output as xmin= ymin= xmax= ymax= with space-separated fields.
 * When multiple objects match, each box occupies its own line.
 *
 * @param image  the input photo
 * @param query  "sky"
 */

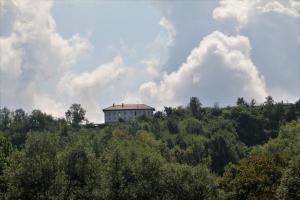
xmin=0 ymin=0 xmax=299 ymax=123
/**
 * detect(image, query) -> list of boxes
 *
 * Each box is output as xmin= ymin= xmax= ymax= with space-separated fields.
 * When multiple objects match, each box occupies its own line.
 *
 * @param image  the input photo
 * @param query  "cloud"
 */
xmin=213 ymin=0 xmax=300 ymax=28
xmin=32 ymin=94 xmax=65 ymax=118
xmin=213 ymin=0 xmax=256 ymax=28
xmin=57 ymin=56 xmax=128 ymax=122
xmin=139 ymin=31 xmax=268 ymax=107
xmin=257 ymin=1 xmax=300 ymax=18
xmin=0 ymin=0 xmax=90 ymax=117
xmin=0 ymin=34 xmax=22 ymax=76
xmin=1 ymin=0 xmax=298 ymax=122
xmin=140 ymin=58 xmax=164 ymax=79
xmin=58 ymin=56 xmax=125 ymax=97
xmin=159 ymin=16 xmax=176 ymax=46
xmin=152 ymin=1 xmax=298 ymax=105
xmin=154 ymin=1 xmax=219 ymax=71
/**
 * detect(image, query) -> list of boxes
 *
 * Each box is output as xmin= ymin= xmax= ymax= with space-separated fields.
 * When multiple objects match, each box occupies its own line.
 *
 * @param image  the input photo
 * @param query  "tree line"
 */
xmin=0 ymin=96 xmax=300 ymax=199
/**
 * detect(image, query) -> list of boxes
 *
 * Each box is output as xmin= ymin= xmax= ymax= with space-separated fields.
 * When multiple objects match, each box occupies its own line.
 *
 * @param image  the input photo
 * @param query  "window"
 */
xmin=134 ymin=111 xmax=137 ymax=116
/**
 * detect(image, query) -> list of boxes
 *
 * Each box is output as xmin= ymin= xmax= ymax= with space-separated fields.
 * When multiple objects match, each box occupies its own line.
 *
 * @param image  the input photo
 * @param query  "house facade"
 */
xmin=103 ymin=104 xmax=155 ymax=123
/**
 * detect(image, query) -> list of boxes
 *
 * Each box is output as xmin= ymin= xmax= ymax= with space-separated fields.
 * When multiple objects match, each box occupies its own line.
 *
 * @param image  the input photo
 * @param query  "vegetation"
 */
xmin=0 ymin=96 xmax=299 ymax=199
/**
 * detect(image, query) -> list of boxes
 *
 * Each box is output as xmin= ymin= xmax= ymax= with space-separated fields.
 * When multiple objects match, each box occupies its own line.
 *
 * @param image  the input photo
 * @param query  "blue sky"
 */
xmin=0 ymin=0 xmax=299 ymax=122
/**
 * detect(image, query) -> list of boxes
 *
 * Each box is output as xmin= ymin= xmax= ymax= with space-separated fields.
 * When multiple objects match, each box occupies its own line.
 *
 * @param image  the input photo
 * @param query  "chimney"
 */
xmin=122 ymin=103 xmax=124 ymax=107
xmin=113 ymin=103 xmax=115 ymax=107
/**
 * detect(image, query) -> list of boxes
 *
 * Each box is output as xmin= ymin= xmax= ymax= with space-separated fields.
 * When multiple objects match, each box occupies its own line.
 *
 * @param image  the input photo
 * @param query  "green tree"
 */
xmin=221 ymin=153 xmax=289 ymax=200
xmin=185 ymin=118 xmax=204 ymax=135
xmin=9 ymin=109 xmax=29 ymax=147
xmin=28 ymin=109 xmax=55 ymax=132
xmin=59 ymin=143 xmax=100 ymax=200
xmin=161 ymin=164 xmax=220 ymax=200
xmin=236 ymin=97 xmax=248 ymax=107
xmin=5 ymin=133 xmax=60 ymax=199
xmin=189 ymin=97 xmax=202 ymax=119
xmin=0 ymin=107 xmax=11 ymax=131
xmin=252 ymin=119 xmax=300 ymax=156
xmin=65 ymin=104 xmax=86 ymax=129
xmin=0 ymin=133 xmax=14 ymax=195
xmin=167 ymin=118 xmax=179 ymax=134
xmin=276 ymin=156 xmax=300 ymax=200
xmin=102 ymin=141 xmax=164 ymax=200
xmin=228 ymin=106 xmax=266 ymax=146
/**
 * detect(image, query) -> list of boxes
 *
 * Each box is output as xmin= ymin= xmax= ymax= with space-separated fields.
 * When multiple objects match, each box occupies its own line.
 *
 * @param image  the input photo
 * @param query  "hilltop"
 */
xmin=0 ymin=96 xmax=300 ymax=199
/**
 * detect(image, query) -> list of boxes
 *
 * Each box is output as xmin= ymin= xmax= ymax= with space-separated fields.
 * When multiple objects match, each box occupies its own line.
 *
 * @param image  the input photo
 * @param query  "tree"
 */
xmin=236 ymin=97 xmax=248 ymax=106
xmin=0 ymin=107 xmax=11 ymax=131
xmin=102 ymin=142 xmax=165 ymax=200
xmin=185 ymin=118 xmax=204 ymax=135
xmin=253 ymin=119 xmax=300 ymax=156
xmin=0 ymin=134 xmax=14 ymax=194
xmin=154 ymin=111 xmax=164 ymax=119
xmin=221 ymin=153 xmax=289 ymax=200
xmin=228 ymin=106 xmax=266 ymax=146
xmin=28 ymin=109 xmax=55 ymax=131
xmin=4 ymin=133 xmax=60 ymax=199
xmin=161 ymin=164 xmax=220 ymax=200
xmin=60 ymin=144 xmax=100 ymax=200
xmin=9 ymin=109 xmax=29 ymax=147
xmin=189 ymin=97 xmax=202 ymax=119
xmin=265 ymin=96 xmax=274 ymax=106
xmin=167 ymin=118 xmax=179 ymax=134
xmin=276 ymin=156 xmax=300 ymax=200
xmin=65 ymin=104 xmax=86 ymax=129
xmin=164 ymin=107 xmax=173 ymax=117
xmin=250 ymin=99 xmax=256 ymax=107
xmin=0 ymin=134 xmax=13 ymax=173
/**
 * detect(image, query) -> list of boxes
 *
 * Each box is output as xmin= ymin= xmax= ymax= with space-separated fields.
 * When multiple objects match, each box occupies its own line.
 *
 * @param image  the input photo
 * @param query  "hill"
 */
xmin=0 ymin=96 xmax=300 ymax=199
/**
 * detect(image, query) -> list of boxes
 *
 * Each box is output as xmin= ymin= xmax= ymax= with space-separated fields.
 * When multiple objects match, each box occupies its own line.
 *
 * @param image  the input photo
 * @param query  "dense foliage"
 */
xmin=0 ymin=96 xmax=299 ymax=199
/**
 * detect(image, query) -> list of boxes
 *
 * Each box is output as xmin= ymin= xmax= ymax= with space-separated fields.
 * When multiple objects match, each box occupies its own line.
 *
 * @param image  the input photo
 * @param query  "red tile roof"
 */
xmin=103 ymin=104 xmax=155 ymax=111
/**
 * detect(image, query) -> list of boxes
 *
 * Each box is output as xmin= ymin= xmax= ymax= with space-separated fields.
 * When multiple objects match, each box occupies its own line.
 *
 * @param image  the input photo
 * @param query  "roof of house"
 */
xmin=103 ymin=104 xmax=155 ymax=111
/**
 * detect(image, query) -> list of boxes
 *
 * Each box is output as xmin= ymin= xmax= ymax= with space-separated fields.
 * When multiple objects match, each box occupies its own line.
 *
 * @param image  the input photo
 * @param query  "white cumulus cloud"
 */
xmin=57 ymin=56 xmax=128 ymax=122
xmin=257 ymin=1 xmax=300 ymax=18
xmin=139 ymin=31 xmax=268 ymax=107
xmin=213 ymin=0 xmax=300 ymax=29
xmin=58 ymin=56 xmax=125 ymax=97
xmin=0 ymin=0 xmax=90 ymax=117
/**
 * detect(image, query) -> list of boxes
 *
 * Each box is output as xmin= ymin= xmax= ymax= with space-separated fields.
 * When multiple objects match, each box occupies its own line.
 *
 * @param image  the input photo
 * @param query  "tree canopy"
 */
xmin=0 ymin=97 xmax=299 ymax=199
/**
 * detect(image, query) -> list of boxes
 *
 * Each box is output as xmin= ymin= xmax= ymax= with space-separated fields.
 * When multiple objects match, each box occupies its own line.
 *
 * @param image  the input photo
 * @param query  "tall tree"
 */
xmin=236 ymin=97 xmax=248 ymax=106
xmin=189 ymin=97 xmax=202 ymax=119
xmin=0 ymin=107 xmax=11 ymax=131
xmin=65 ymin=104 xmax=86 ymax=129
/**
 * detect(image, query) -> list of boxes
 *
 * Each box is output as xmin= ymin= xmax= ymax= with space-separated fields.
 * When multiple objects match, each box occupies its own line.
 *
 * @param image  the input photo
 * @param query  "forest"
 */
xmin=0 ymin=96 xmax=300 ymax=200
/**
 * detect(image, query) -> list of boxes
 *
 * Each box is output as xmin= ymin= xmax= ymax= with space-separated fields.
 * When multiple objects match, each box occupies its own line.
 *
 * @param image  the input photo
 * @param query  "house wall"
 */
xmin=104 ymin=109 xmax=153 ymax=123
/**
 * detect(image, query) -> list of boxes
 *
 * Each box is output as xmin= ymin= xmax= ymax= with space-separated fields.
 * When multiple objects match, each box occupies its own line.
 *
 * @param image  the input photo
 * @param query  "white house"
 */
xmin=103 ymin=104 xmax=155 ymax=123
